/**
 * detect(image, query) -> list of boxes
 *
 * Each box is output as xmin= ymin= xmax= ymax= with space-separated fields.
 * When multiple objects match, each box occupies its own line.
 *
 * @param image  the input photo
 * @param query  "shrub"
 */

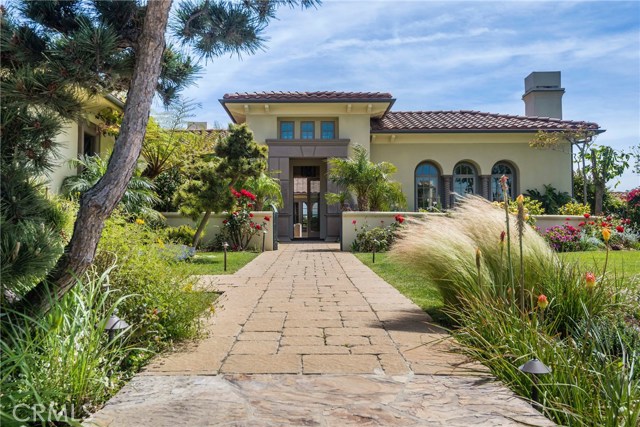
xmin=627 ymin=188 xmax=640 ymax=232
xmin=526 ymin=184 xmax=571 ymax=214
xmin=165 ymin=225 xmax=196 ymax=246
xmin=390 ymin=196 xmax=640 ymax=426
xmin=222 ymin=189 xmax=269 ymax=251
xmin=1 ymin=268 xmax=132 ymax=424
xmin=94 ymin=214 xmax=215 ymax=351
xmin=351 ymin=216 xmax=405 ymax=252
xmin=543 ymin=224 xmax=586 ymax=252
xmin=492 ymin=195 xmax=543 ymax=225
xmin=558 ymin=201 xmax=591 ymax=216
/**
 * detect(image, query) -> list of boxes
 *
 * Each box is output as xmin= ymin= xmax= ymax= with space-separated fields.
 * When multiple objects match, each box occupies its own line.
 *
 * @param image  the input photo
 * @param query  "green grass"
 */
xmin=182 ymin=251 xmax=259 ymax=275
xmin=354 ymin=252 xmax=445 ymax=322
xmin=561 ymin=250 xmax=640 ymax=280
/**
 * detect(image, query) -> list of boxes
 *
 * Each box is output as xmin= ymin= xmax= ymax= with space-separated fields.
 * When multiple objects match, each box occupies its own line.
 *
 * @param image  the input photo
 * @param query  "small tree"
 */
xmin=175 ymin=124 xmax=267 ymax=248
xmin=326 ymin=145 xmax=406 ymax=211
xmin=584 ymin=145 xmax=630 ymax=214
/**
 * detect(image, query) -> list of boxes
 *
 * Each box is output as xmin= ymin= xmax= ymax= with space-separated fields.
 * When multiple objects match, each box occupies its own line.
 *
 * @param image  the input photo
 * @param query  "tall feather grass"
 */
xmin=390 ymin=196 xmax=640 ymax=426
xmin=1 ymin=267 xmax=135 ymax=425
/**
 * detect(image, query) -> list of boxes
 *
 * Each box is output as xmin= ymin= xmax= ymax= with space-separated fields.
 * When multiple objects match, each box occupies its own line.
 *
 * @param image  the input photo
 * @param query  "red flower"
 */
xmin=222 ymin=220 xmax=228 ymax=224
xmin=606 ymin=215 xmax=612 ymax=221
xmin=255 ymin=224 xmax=262 ymax=230
xmin=264 ymin=216 xmax=271 ymax=222
xmin=616 ymin=225 xmax=624 ymax=233
xmin=249 ymin=222 xmax=255 ymax=228
xmin=249 ymin=213 xmax=254 ymax=218
xmin=578 ymin=221 xmax=585 ymax=227
xmin=584 ymin=213 xmax=590 ymax=219
xmin=247 ymin=203 xmax=253 ymax=208
xmin=537 ymin=294 xmax=549 ymax=310
xmin=589 ymin=221 xmax=595 ymax=225
xmin=394 ymin=214 xmax=405 ymax=224
xmin=566 ymin=218 xmax=571 ymax=221
xmin=500 ymin=230 xmax=506 ymax=243
xmin=352 ymin=220 xmax=357 ymax=225
xmin=585 ymin=272 xmax=596 ymax=290
xmin=601 ymin=222 xmax=607 ymax=227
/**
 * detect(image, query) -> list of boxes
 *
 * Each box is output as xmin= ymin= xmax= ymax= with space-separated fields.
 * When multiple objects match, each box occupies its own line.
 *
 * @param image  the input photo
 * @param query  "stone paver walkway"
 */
xmin=86 ymin=243 xmax=553 ymax=426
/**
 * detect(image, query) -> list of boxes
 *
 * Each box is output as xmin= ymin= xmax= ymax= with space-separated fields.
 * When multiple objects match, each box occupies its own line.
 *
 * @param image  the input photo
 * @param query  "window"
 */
xmin=321 ymin=121 xmax=335 ymax=139
xmin=301 ymin=121 xmax=315 ymax=139
xmin=280 ymin=121 xmax=294 ymax=139
xmin=415 ymin=162 xmax=440 ymax=210
xmin=453 ymin=162 xmax=477 ymax=196
xmin=491 ymin=162 xmax=516 ymax=201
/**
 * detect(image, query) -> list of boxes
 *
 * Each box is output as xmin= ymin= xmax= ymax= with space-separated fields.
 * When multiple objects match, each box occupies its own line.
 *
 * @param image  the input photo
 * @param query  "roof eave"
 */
xmin=219 ymin=98 xmax=396 ymax=104
xmin=370 ymin=128 xmax=604 ymax=134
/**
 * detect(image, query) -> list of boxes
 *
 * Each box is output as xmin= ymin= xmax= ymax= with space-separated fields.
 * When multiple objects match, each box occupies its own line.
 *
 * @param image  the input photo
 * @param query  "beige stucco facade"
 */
xmin=370 ymin=133 xmax=572 ymax=211
xmin=46 ymin=95 xmax=122 ymax=193
xmin=220 ymin=80 xmax=597 ymax=242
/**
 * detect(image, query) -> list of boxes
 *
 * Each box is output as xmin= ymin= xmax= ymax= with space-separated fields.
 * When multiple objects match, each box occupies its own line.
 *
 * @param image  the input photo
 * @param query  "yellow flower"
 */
xmin=135 ymin=218 xmax=145 ymax=225
xmin=516 ymin=194 xmax=524 ymax=205
xmin=602 ymin=228 xmax=611 ymax=243
xmin=537 ymin=294 xmax=549 ymax=310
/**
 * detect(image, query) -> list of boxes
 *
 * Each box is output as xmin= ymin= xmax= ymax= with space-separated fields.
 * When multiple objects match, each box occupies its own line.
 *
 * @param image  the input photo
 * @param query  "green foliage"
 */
xmin=327 ymin=144 xmax=406 ymax=211
xmin=153 ymin=167 xmax=185 ymax=212
xmin=626 ymin=188 xmax=640 ymax=232
xmin=214 ymin=123 xmax=268 ymax=187
xmin=391 ymin=197 xmax=640 ymax=425
xmin=165 ymin=225 xmax=197 ymax=246
xmin=558 ymin=201 xmax=591 ymax=215
xmin=1 ymin=268 xmax=133 ymax=424
xmin=351 ymin=218 xmax=405 ymax=252
xmin=573 ymin=172 xmax=626 ymax=215
xmin=244 ymin=172 xmax=283 ymax=211
xmin=93 ymin=215 xmax=215 ymax=347
xmin=62 ymin=154 xmax=160 ymax=220
xmin=525 ymin=184 xmax=571 ymax=214
xmin=491 ymin=196 xmax=543 ymax=225
xmin=222 ymin=189 xmax=270 ymax=251
xmin=0 ymin=177 xmax=73 ymax=299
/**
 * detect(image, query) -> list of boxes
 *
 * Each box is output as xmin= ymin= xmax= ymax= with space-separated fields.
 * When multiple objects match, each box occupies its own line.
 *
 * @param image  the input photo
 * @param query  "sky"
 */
xmin=175 ymin=0 xmax=640 ymax=191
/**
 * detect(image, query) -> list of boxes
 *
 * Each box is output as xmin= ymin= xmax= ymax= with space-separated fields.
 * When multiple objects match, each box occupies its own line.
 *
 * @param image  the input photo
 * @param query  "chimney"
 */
xmin=522 ymin=71 xmax=565 ymax=119
xmin=186 ymin=121 xmax=207 ymax=130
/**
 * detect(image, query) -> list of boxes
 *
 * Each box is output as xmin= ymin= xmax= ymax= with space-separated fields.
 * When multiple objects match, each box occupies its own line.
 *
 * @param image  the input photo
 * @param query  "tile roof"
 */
xmin=222 ymin=91 xmax=394 ymax=102
xmin=371 ymin=111 xmax=600 ymax=132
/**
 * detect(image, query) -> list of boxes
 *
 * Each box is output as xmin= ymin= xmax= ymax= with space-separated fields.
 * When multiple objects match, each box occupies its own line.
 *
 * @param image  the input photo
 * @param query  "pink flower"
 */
xmin=352 ymin=220 xmax=357 ymax=225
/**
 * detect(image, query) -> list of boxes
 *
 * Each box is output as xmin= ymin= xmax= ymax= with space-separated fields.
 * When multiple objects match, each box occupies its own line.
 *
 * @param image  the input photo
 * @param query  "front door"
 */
xmin=293 ymin=166 xmax=321 ymax=239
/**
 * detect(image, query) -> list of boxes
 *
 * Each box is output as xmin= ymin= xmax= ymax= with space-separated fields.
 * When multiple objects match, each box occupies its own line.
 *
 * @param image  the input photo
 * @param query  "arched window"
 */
xmin=415 ymin=162 xmax=440 ymax=210
xmin=453 ymin=162 xmax=477 ymax=196
xmin=491 ymin=162 xmax=516 ymax=201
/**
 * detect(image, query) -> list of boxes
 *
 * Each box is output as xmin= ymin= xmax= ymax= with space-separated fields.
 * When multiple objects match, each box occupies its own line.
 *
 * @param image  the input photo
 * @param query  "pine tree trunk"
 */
xmin=17 ymin=0 xmax=173 ymax=315
xmin=192 ymin=210 xmax=212 ymax=248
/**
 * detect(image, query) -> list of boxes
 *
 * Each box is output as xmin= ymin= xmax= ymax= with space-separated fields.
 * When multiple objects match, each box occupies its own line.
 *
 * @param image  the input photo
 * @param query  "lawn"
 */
xmin=561 ymin=250 xmax=640 ymax=280
xmin=354 ymin=252 xmax=445 ymax=322
xmin=182 ymin=251 xmax=259 ymax=275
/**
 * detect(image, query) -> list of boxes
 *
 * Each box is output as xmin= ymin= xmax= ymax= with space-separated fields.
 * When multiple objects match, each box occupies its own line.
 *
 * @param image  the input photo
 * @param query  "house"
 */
xmin=46 ymin=94 xmax=124 ymax=193
xmin=220 ymin=72 xmax=602 ymax=243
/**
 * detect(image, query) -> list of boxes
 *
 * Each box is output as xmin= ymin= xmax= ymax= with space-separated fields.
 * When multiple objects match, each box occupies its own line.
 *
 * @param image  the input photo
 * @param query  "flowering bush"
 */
xmin=351 ymin=215 xmax=405 ymax=252
xmin=222 ymin=188 xmax=268 ymax=251
xmin=627 ymin=187 xmax=640 ymax=231
xmin=543 ymin=224 xmax=586 ymax=252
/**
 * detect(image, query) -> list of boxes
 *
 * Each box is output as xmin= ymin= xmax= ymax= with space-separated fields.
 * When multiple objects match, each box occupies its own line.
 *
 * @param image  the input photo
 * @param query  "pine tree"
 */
xmin=2 ymin=0 xmax=318 ymax=313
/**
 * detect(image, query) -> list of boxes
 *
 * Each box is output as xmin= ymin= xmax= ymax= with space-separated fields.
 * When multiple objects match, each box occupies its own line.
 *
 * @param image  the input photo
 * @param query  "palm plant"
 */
xmin=62 ymin=155 xmax=160 ymax=219
xmin=327 ymin=144 xmax=405 ymax=211
xmin=245 ymin=172 xmax=283 ymax=211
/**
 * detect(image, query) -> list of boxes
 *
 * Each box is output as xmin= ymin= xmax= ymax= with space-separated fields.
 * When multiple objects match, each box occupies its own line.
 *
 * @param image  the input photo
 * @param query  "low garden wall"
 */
xmin=163 ymin=211 xmax=275 ymax=251
xmin=340 ymin=211 xmax=592 ymax=251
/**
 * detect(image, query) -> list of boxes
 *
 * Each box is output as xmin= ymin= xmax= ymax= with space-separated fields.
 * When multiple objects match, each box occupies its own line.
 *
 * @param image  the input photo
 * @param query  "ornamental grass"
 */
xmin=390 ymin=196 xmax=639 ymax=426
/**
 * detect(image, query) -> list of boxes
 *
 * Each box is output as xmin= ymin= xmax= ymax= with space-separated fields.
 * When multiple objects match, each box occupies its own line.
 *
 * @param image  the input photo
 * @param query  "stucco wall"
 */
xmin=370 ymin=133 xmax=572 ymax=211
xmin=163 ymin=211 xmax=275 ymax=251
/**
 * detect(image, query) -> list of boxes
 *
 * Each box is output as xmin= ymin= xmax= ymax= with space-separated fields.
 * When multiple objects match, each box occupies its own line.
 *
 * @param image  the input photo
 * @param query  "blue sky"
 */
xmin=176 ymin=0 xmax=640 ymax=190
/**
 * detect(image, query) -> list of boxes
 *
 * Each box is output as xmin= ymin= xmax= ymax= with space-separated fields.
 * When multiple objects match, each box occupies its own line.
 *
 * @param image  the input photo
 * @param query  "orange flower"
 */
xmin=537 ymin=294 xmax=549 ymax=310
xmin=585 ymin=272 xmax=596 ymax=290
xmin=602 ymin=228 xmax=611 ymax=243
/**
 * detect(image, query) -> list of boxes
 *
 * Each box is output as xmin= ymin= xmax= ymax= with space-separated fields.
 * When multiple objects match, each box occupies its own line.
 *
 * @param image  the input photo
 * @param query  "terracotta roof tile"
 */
xmin=371 ymin=111 xmax=600 ymax=132
xmin=222 ymin=91 xmax=394 ymax=102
